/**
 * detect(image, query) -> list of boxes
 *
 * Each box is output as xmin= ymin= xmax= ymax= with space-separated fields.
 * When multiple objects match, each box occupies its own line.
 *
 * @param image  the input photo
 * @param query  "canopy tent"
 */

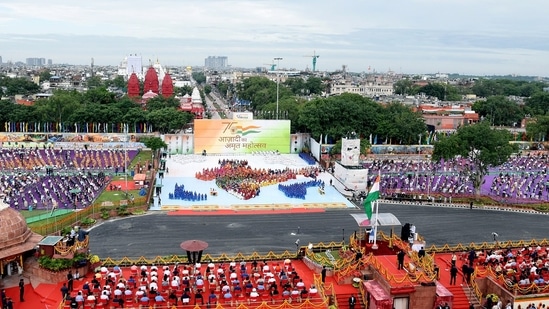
xmin=133 ymin=173 xmax=146 ymax=181
xmin=350 ymin=213 xmax=401 ymax=228
xmin=180 ymin=240 xmax=209 ymax=264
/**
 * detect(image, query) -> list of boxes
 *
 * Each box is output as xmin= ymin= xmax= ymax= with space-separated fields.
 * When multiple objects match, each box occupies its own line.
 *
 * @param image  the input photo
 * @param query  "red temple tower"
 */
xmin=127 ymin=72 xmax=140 ymax=98
xmin=143 ymin=66 xmax=159 ymax=94
xmin=161 ymin=72 xmax=174 ymax=98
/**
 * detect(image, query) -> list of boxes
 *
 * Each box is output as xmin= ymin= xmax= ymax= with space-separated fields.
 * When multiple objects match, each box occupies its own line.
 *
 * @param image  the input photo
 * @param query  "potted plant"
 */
xmin=89 ymin=254 xmax=101 ymax=270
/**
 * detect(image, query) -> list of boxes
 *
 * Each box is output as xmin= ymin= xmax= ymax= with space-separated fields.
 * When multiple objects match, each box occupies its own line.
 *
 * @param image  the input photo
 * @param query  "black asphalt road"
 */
xmin=89 ymin=203 xmax=549 ymax=259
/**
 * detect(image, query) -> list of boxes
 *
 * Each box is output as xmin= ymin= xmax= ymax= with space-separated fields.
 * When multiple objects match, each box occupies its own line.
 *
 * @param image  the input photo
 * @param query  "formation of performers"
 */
xmin=194 ymin=159 xmax=321 ymax=200
xmin=278 ymin=180 xmax=325 ymax=199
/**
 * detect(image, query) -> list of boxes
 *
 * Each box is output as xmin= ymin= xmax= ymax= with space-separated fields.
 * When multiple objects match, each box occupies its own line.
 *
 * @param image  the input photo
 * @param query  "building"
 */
xmin=118 ymin=54 xmax=144 ymax=80
xmin=330 ymin=82 xmax=394 ymax=98
xmin=204 ymin=56 xmax=228 ymax=69
xmin=418 ymin=104 xmax=480 ymax=131
xmin=25 ymin=58 xmax=46 ymax=66
xmin=0 ymin=200 xmax=43 ymax=277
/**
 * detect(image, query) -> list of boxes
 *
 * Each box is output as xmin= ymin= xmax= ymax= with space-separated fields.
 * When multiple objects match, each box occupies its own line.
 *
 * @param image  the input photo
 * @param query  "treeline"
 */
xmin=0 ymin=88 xmax=193 ymax=134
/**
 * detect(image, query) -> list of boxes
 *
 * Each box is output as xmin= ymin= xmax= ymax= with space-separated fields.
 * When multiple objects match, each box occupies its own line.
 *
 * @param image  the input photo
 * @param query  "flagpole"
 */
xmin=372 ymin=199 xmax=379 ymax=250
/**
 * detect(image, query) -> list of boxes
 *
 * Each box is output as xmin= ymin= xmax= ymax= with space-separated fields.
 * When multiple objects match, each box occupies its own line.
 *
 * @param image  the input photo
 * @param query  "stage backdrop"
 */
xmin=194 ymin=119 xmax=291 ymax=154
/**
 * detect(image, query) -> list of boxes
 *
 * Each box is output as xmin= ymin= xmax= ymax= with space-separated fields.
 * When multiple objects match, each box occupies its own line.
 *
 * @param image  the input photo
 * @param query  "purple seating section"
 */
xmin=0 ymin=148 xmax=139 ymax=210
xmin=2 ymin=174 xmax=108 ymax=209
xmin=364 ymin=155 xmax=549 ymax=204
xmin=0 ymin=148 xmax=139 ymax=170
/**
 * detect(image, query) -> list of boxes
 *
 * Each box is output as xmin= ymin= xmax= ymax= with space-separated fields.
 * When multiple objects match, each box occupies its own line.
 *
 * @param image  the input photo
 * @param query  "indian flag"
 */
xmin=363 ymin=175 xmax=380 ymax=219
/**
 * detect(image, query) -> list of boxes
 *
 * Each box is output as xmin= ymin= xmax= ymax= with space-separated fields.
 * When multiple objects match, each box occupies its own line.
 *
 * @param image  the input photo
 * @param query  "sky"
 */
xmin=1 ymin=0 xmax=548 ymax=76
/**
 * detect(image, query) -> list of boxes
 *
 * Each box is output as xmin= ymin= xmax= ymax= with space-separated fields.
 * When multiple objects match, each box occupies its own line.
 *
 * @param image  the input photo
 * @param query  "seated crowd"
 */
xmin=64 ymin=260 xmax=320 ymax=309
xmin=0 ymin=147 xmax=137 ymax=172
xmin=2 ymin=172 xmax=108 ymax=209
xmin=364 ymin=153 xmax=549 ymax=203
xmin=0 ymin=147 xmax=140 ymax=210
xmin=474 ymin=246 xmax=549 ymax=294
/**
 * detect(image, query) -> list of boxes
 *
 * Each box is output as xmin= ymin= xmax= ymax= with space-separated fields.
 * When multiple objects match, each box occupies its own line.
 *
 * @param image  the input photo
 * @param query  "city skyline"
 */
xmin=1 ymin=0 xmax=548 ymax=76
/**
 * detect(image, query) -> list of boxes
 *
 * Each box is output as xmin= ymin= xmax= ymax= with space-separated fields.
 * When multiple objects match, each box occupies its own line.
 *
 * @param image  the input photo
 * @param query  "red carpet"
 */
xmin=2 ymin=283 xmax=53 ymax=309
xmin=435 ymin=254 xmax=471 ymax=309
xmin=167 ymin=208 xmax=325 ymax=216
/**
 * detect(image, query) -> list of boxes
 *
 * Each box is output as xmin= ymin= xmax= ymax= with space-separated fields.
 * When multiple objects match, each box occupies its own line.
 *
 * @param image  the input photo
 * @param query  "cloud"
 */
xmin=0 ymin=0 xmax=548 ymax=76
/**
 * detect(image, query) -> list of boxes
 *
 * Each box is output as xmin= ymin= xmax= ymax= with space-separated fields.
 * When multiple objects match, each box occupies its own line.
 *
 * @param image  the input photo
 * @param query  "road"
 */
xmin=88 ymin=203 xmax=549 ymax=259
xmin=203 ymin=93 xmax=221 ymax=119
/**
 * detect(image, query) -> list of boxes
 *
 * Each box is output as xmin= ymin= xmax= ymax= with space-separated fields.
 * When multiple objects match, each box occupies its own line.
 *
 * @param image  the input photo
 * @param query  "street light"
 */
xmin=274 ymin=57 xmax=283 ymax=120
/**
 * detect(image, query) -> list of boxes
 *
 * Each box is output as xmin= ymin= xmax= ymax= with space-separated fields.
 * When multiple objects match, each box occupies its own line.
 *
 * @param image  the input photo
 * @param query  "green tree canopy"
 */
xmin=146 ymin=108 xmax=192 ymax=134
xmin=525 ymin=115 xmax=549 ymax=142
xmin=376 ymin=103 xmax=426 ymax=145
xmin=472 ymin=96 xmax=524 ymax=126
xmin=192 ymin=72 xmax=206 ymax=84
xmin=0 ymin=76 xmax=40 ymax=96
xmin=524 ymin=92 xmax=549 ymax=116
xmin=432 ymin=122 xmax=518 ymax=198
xmin=298 ymin=93 xmax=382 ymax=141
xmin=141 ymin=136 xmax=168 ymax=152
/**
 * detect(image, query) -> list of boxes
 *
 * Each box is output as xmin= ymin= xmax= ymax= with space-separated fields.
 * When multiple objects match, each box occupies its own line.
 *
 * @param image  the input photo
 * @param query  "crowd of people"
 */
xmin=0 ymin=146 xmax=141 ymax=210
xmin=193 ymin=159 xmax=321 ymax=200
xmin=0 ymin=147 xmax=137 ymax=172
xmin=278 ymin=180 xmax=325 ymax=199
xmin=63 ymin=260 xmax=320 ymax=308
xmin=365 ymin=153 xmax=549 ymax=204
xmin=1 ymin=172 xmax=108 ymax=209
xmin=169 ymin=184 xmax=208 ymax=202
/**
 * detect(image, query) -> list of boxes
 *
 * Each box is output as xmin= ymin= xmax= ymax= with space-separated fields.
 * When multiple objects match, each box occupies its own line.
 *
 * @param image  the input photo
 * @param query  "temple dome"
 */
xmin=143 ymin=90 xmax=159 ymax=100
xmin=0 ymin=203 xmax=33 ymax=250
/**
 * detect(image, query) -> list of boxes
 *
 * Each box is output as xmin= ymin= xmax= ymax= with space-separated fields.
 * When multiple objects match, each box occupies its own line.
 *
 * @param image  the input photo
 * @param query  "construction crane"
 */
xmin=303 ymin=51 xmax=320 ymax=72
xmin=263 ymin=63 xmax=277 ymax=71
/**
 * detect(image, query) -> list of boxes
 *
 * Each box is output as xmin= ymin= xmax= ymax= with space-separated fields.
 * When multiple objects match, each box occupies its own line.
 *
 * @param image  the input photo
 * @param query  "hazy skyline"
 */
xmin=1 ymin=0 xmax=548 ymax=76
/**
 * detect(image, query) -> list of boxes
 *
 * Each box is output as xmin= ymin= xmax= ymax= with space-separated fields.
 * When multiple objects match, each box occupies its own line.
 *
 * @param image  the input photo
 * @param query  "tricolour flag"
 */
xmin=363 ymin=175 xmax=380 ymax=219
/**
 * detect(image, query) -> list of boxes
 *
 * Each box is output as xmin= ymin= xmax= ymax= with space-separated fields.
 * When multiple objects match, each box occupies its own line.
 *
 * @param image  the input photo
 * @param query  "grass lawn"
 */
xmin=27 ymin=212 xmax=76 ymax=229
xmin=20 ymin=209 xmax=50 ymax=219
xmin=94 ymin=189 xmax=142 ymax=204
xmin=129 ymin=150 xmax=152 ymax=169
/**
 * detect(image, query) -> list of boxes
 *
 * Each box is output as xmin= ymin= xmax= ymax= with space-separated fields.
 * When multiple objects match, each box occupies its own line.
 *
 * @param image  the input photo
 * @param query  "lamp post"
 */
xmin=274 ymin=57 xmax=283 ymax=120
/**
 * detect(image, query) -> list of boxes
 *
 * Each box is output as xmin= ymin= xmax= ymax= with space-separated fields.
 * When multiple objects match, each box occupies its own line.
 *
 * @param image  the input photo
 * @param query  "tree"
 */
xmin=432 ymin=122 xmax=518 ymax=198
xmin=86 ymin=76 xmax=103 ymax=89
xmin=525 ymin=92 xmax=549 ymax=116
xmin=526 ymin=115 xmax=549 ymax=142
xmin=472 ymin=96 xmax=524 ymax=126
xmin=39 ymin=70 xmax=52 ymax=83
xmin=192 ymin=72 xmax=206 ymax=84
xmin=147 ymin=108 xmax=192 ymax=134
xmin=34 ymin=90 xmax=82 ymax=123
xmin=298 ymin=93 xmax=381 ymax=141
xmin=105 ymin=76 xmax=127 ymax=90
xmin=393 ymin=79 xmax=418 ymax=95
xmin=175 ymin=85 xmax=193 ymax=96
xmin=84 ymin=87 xmax=116 ymax=105
xmin=203 ymin=84 xmax=212 ymax=95
xmin=0 ymin=76 xmax=40 ymax=96
xmin=141 ymin=136 xmax=167 ymax=152
xmin=305 ymin=77 xmax=323 ymax=95
xmin=376 ymin=103 xmax=426 ymax=145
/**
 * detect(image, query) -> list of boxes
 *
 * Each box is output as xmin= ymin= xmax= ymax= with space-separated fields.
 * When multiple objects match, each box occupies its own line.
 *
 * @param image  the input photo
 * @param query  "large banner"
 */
xmin=194 ymin=120 xmax=290 ymax=154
